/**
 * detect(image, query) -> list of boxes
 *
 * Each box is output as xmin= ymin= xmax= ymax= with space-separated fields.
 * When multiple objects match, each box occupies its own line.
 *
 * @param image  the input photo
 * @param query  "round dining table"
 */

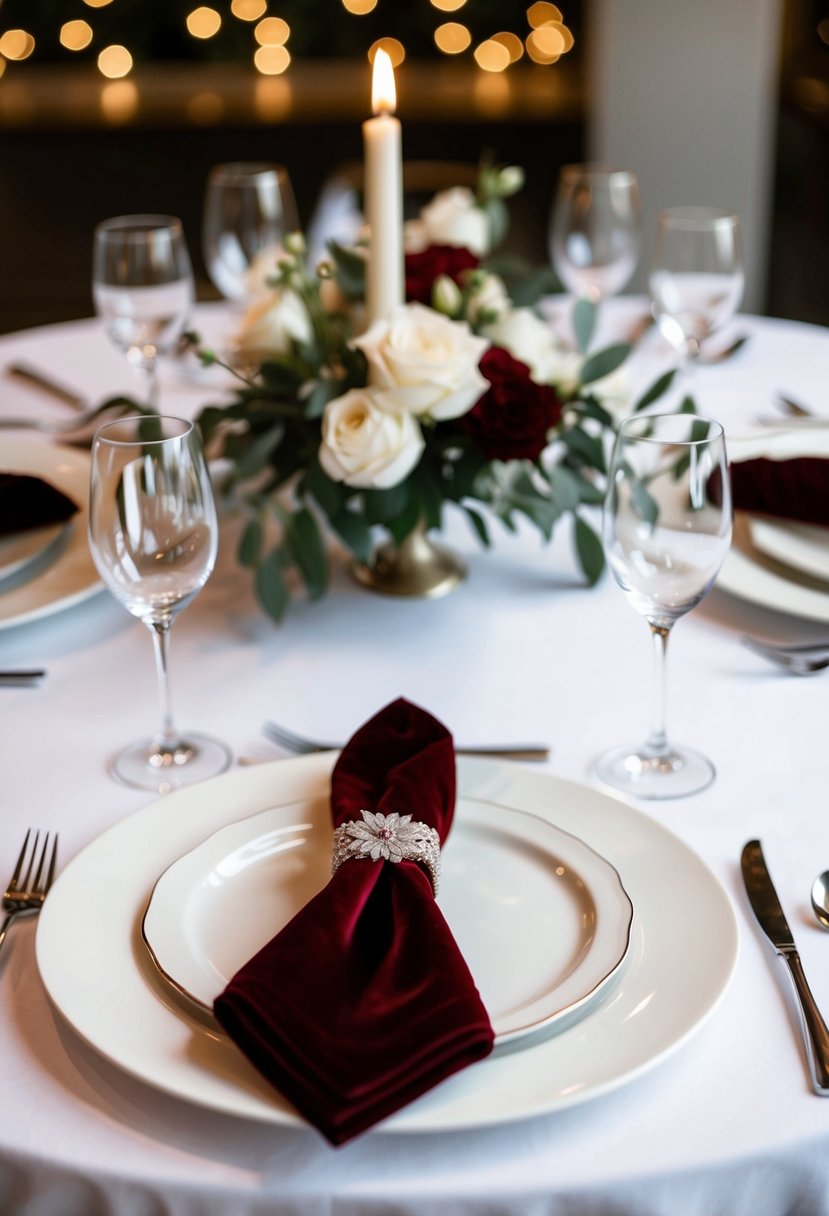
xmin=2 ymin=299 xmax=829 ymax=1216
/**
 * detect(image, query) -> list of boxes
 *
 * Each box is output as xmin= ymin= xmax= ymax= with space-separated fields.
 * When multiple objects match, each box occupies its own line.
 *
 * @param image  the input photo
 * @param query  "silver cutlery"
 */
xmin=6 ymin=361 xmax=87 ymax=411
xmin=262 ymin=719 xmax=550 ymax=761
xmin=811 ymin=871 xmax=829 ymax=931
xmin=0 ymin=829 xmax=59 ymax=957
xmin=0 ymin=405 xmax=112 ymax=433
xmin=698 ymin=333 xmax=750 ymax=364
xmin=0 ymin=669 xmax=46 ymax=686
xmin=741 ymin=839 xmax=829 ymax=1095
xmin=776 ymin=392 xmax=817 ymax=420
xmin=740 ymin=636 xmax=829 ymax=674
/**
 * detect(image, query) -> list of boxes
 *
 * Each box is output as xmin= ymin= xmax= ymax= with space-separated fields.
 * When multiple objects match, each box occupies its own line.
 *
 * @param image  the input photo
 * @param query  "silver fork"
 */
xmin=262 ymin=720 xmax=550 ymax=761
xmin=741 ymin=635 xmax=829 ymax=675
xmin=0 ymin=830 xmax=59 ymax=956
xmin=0 ymin=405 xmax=118 ymax=433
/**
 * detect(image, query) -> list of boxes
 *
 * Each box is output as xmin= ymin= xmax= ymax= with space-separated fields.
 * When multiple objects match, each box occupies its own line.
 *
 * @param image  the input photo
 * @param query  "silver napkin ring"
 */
xmin=331 ymin=809 xmax=441 ymax=896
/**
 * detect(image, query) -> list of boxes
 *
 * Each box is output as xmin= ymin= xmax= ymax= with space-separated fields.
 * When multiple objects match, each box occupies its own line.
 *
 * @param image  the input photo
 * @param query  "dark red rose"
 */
xmin=405 ymin=244 xmax=479 ymax=305
xmin=462 ymin=346 xmax=563 ymax=462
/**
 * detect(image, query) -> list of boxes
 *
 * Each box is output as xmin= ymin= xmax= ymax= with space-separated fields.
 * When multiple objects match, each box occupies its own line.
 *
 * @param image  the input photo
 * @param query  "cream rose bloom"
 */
xmin=234 ymin=287 xmax=312 ymax=359
xmin=485 ymin=307 xmax=630 ymax=415
xmin=354 ymin=303 xmax=489 ymax=422
xmin=319 ymin=387 xmax=425 ymax=489
xmin=404 ymin=187 xmax=490 ymax=256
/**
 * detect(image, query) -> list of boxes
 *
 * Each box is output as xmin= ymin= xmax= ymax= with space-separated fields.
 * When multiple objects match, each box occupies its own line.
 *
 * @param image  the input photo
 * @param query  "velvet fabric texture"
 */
xmin=730 ymin=457 xmax=829 ymax=527
xmin=0 ymin=472 xmax=78 ymax=537
xmin=213 ymin=698 xmax=494 ymax=1145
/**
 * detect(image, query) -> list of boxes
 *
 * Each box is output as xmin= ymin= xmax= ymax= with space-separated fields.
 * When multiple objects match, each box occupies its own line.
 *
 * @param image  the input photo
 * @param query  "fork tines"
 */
xmin=8 ymin=829 xmax=59 ymax=900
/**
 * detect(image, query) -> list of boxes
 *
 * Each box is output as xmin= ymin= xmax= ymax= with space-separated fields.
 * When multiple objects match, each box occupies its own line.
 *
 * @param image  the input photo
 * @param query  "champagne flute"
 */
xmin=549 ymin=164 xmax=641 ymax=305
xmin=93 ymin=215 xmax=194 ymax=411
xmin=88 ymin=415 xmax=231 ymax=792
xmin=595 ymin=413 xmax=732 ymax=799
xmin=203 ymin=162 xmax=299 ymax=307
xmin=649 ymin=207 xmax=744 ymax=375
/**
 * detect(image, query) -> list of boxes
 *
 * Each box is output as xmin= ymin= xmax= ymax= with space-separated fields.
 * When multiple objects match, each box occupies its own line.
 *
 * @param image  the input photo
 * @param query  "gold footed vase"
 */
xmin=352 ymin=521 xmax=466 ymax=599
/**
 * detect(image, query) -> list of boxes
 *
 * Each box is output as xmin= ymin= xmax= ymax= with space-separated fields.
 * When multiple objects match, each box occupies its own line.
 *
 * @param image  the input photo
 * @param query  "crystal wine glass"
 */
xmin=88 ymin=415 xmax=231 ymax=793
xmin=202 ymin=162 xmax=299 ymax=308
xmin=595 ymin=413 xmax=732 ymax=799
xmin=649 ymin=207 xmax=744 ymax=375
xmin=549 ymin=164 xmax=641 ymax=305
xmin=93 ymin=215 xmax=194 ymax=411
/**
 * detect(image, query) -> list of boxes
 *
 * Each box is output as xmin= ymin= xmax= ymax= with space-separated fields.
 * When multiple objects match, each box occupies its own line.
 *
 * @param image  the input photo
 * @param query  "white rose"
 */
xmin=486 ymin=307 xmax=631 ymax=414
xmin=419 ymin=187 xmax=490 ymax=256
xmin=234 ymin=287 xmax=312 ymax=358
xmin=354 ymin=302 xmax=489 ymax=422
xmin=465 ymin=272 xmax=510 ymax=326
xmin=319 ymin=387 xmax=425 ymax=489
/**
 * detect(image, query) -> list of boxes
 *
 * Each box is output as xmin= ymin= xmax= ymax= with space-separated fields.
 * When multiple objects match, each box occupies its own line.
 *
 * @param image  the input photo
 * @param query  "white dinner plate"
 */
xmin=748 ymin=517 xmax=829 ymax=584
xmin=0 ymin=439 xmax=101 ymax=629
xmin=142 ymin=798 xmax=634 ymax=1046
xmin=718 ymin=514 xmax=829 ymax=623
xmin=36 ymin=757 xmax=738 ymax=1135
xmin=0 ymin=520 xmax=66 ymax=582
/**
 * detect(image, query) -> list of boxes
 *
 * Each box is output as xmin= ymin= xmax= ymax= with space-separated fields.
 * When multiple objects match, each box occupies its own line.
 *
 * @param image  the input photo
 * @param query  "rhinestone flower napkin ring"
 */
xmin=331 ymin=809 xmax=441 ymax=896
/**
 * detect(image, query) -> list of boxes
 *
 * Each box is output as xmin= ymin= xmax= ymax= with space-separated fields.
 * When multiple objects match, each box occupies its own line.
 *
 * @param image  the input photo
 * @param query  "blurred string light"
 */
xmin=0 ymin=1 xmax=573 ymax=79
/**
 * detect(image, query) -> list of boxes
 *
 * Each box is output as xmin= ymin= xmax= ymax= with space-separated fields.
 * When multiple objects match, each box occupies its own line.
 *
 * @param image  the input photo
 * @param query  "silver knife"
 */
xmin=741 ymin=839 xmax=829 ymax=1094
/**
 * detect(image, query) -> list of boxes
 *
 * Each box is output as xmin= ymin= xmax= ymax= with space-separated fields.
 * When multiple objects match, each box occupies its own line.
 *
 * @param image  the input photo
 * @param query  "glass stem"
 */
xmin=141 ymin=358 xmax=160 ymax=412
xmin=149 ymin=620 xmax=179 ymax=754
xmin=645 ymin=622 xmax=672 ymax=759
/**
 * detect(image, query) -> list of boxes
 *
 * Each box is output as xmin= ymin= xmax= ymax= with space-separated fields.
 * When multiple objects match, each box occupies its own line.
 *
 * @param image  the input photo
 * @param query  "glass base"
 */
xmin=110 ymin=732 xmax=232 ymax=794
xmin=593 ymin=741 xmax=715 ymax=800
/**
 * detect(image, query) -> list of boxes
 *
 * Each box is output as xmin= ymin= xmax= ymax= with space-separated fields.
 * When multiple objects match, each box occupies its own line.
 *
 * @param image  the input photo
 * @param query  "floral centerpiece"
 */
xmin=194 ymin=166 xmax=671 ymax=622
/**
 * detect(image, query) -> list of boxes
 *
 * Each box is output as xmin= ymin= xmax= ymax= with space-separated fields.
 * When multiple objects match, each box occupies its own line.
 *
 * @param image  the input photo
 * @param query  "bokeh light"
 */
xmin=254 ymin=44 xmax=291 ymax=74
xmin=186 ymin=7 xmax=222 ymax=39
xmin=97 ymin=44 xmax=133 ymax=78
xmin=527 ymin=2 xmax=562 ymax=26
xmin=368 ymin=37 xmax=405 ymax=67
xmin=255 ymin=17 xmax=290 ymax=46
xmin=100 ymin=80 xmax=138 ymax=124
xmin=341 ymin=0 xmax=378 ymax=12
xmin=430 ymin=0 xmax=468 ymax=9
xmin=231 ymin=0 xmax=267 ymax=21
xmin=83 ymin=0 xmax=113 ymax=7
xmin=0 ymin=30 xmax=35 ymax=61
xmin=434 ymin=22 xmax=471 ymax=54
xmin=60 ymin=20 xmax=94 ymax=51
xmin=474 ymin=38 xmax=510 ymax=72
xmin=530 ymin=24 xmax=566 ymax=57
xmin=492 ymin=31 xmax=524 ymax=63
xmin=187 ymin=91 xmax=224 ymax=122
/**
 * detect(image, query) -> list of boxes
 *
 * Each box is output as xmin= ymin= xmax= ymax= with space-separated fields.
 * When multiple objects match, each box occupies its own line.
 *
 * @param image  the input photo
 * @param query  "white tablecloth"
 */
xmin=2 ymin=302 xmax=829 ymax=1215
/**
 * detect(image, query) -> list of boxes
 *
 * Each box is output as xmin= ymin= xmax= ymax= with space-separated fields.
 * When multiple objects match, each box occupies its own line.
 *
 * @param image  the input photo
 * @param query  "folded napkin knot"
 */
xmin=331 ymin=808 xmax=441 ymax=894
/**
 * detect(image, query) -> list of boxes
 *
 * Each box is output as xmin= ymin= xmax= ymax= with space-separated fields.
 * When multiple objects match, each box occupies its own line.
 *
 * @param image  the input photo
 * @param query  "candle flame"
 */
xmin=371 ymin=47 xmax=396 ymax=114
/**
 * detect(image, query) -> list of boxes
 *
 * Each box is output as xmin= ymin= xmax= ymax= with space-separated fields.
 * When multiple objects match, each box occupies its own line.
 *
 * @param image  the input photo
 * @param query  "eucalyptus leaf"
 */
xmin=580 ymin=343 xmax=630 ymax=386
xmin=573 ymin=298 xmax=597 ymax=354
xmin=255 ymin=549 xmax=290 ymax=622
xmin=633 ymin=368 xmax=678 ymax=412
xmin=235 ymin=423 xmax=285 ymax=481
xmin=574 ymin=516 xmax=605 ymax=585
xmin=237 ymin=517 xmax=263 ymax=568
xmin=328 ymin=240 xmax=366 ymax=299
xmin=464 ymin=505 xmax=491 ymax=547
xmin=631 ymin=478 xmax=659 ymax=527
xmin=281 ymin=507 xmax=328 ymax=600
xmin=329 ymin=509 xmax=373 ymax=563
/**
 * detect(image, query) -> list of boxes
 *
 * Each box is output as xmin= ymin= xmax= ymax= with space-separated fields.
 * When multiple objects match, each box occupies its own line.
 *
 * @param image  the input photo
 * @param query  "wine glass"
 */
xmin=202 ymin=162 xmax=299 ymax=308
xmin=649 ymin=207 xmax=744 ymax=375
xmin=595 ymin=412 xmax=732 ymax=799
xmin=88 ymin=415 xmax=231 ymax=793
xmin=93 ymin=215 xmax=194 ymax=411
xmin=549 ymin=164 xmax=641 ymax=305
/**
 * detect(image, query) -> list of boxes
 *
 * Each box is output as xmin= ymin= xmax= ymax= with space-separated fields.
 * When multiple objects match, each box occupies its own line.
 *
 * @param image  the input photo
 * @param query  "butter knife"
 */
xmin=741 ymin=839 xmax=829 ymax=1094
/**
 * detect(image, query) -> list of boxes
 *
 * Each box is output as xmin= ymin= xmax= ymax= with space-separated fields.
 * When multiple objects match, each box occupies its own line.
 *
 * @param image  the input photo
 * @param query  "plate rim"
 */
xmin=0 ymin=438 xmax=101 ymax=629
xmin=36 ymin=756 xmax=739 ymax=1135
xmin=140 ymin=793 xmax=634 ymax=1046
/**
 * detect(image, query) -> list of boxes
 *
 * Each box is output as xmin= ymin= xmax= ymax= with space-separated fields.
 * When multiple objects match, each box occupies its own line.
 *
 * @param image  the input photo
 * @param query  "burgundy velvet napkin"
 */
xmin=730 ymin=457 xmax=829 ymax=527
xmin=213 ymin=698 xmax=494 ymax=1145
xmin=0 ymin=472 xmax=78 ymax=539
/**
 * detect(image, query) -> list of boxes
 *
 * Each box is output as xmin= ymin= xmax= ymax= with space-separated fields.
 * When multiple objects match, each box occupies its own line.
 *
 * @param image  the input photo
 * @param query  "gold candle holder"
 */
xmin=352 ymin=520 xmax=466 ymax=598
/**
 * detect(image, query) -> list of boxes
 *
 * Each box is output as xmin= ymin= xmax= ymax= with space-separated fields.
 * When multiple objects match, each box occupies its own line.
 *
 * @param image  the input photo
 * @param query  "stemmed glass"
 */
xmin=649 ymin=207 xmax=744 ymax=379
xmin=202 ymin=162 xmax=299 ymax=308
xmin=88 ymin=415 xmax=231 ymax=793
xmin=595 ymin=413 xmax=732 ymax=799
xmin=549 ymin=164 xmax=641 ymax=305
xmin=93 ymin=215 xmax=194 ymax=411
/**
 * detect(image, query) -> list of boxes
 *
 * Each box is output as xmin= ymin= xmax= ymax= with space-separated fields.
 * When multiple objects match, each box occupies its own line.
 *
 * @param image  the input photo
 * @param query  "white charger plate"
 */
xmin=0 ymin=439 xmax=100 ymax=629
xmin=36 ymin=756 xmax=738 ymax=1134
xmin=0 ymin=520 xmax=66 ymax=582
xmin=718 ymin=514 xmax=829 ymax=623
xmin=748 ymin=517 xmax=829 ymax=584
xmin=141 ymin=797 xmax=634 ymax=1046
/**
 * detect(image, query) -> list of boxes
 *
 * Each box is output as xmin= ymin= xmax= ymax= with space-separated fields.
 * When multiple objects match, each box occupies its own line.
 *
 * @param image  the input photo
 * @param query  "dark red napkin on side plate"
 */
xmin=213 ymin=698 xmax=495 ymax=1145
xmin=0 ymin=472 xmax=78 ymax=538
xmin=730 ymin=457 xmax=829 ymax=527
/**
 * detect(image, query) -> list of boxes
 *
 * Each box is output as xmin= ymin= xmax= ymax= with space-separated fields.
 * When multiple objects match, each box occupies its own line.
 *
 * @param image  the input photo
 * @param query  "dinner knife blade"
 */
xmin=741 ymin=839 xmax=829 ymax=1094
